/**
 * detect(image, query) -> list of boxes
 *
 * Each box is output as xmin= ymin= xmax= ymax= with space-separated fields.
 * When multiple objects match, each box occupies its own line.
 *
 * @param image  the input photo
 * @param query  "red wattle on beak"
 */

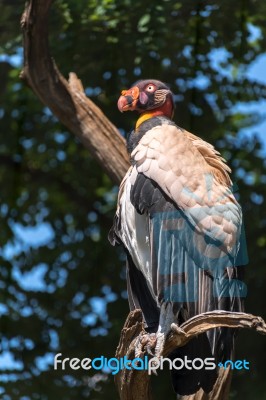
xmin=117 ymin=86 xmax=140 ymax=112
xmin=117 ymin=96 xmax=130 ymax=112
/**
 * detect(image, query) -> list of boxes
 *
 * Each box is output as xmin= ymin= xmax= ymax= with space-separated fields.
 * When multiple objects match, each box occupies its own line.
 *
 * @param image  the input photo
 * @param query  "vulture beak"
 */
xmin=117 ymin=86 xmax=140 ymax=112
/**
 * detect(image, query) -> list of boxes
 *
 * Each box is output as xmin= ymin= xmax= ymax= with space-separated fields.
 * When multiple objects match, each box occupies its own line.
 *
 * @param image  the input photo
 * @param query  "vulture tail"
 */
xmin=169 ymin=334 xmax=218 ymax=396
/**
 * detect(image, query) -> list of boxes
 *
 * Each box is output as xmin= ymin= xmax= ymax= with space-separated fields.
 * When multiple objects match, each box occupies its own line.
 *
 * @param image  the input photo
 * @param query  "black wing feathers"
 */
xmin=130 ymin=172 xmax=177 ymax=215
xmin=126 ymin=250 xmax=160 ymax=332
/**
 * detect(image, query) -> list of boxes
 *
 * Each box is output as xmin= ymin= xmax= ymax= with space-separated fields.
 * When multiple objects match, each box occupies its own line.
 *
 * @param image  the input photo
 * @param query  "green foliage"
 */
xmin=0 ymin=0 xmax=266 ymax=399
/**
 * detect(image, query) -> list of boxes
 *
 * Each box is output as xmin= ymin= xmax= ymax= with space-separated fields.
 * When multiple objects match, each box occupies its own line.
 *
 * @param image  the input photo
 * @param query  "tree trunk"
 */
xmin=20 ymin=1 xmax=266 ymax=399
xmin=20 ymin=0 xmax=129 ymax=185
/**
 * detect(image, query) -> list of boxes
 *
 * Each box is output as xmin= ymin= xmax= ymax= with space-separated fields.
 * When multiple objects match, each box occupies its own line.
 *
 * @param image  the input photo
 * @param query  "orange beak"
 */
xmin=117 ymin=86 xmax=140 ymax=112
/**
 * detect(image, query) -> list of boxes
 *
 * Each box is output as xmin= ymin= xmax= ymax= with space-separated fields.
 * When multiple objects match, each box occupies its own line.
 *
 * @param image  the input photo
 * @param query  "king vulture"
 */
xmin=109 ymin=79 xmax=246 ymax=396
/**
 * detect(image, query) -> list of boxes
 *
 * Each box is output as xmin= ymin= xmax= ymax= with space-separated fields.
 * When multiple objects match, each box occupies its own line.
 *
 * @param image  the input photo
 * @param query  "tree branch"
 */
xmin=115 ymin=310 xmax=266 ymax=400
xmin=20 ymin=1 xmax=266 ymax=399
xmin=20 ymin=0 xmax=129 ymax=185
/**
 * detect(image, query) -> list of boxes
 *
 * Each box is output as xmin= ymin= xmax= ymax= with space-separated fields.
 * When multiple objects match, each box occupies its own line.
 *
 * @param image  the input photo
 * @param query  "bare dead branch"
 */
xmin=165 ymin=310 xmax=266 ymax=352
xmin=20 ymin=0 xmax=129 ymax=185
xmin=114 ymin=310 xmax=151 ymax=400
xmin=115 ymin=310 xmax=266 ymax=400
xmin=20 ymin=1 xmax=266 ymax=399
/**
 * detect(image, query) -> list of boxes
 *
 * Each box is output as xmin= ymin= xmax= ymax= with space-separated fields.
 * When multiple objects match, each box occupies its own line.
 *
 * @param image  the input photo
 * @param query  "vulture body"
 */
xmin=109 ymin=80 xmax=246 ymax=396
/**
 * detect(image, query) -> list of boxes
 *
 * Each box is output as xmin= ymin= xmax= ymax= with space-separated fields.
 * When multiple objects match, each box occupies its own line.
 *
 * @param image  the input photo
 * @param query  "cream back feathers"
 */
xmin=184 ymin=130 xmax=232 ymax=187
xmin=129 ymin=123 xmax=242 ymax=255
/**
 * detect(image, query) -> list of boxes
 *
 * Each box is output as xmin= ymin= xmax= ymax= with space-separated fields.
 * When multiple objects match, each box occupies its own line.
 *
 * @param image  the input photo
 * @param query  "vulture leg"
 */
xmin=134 ymin=303 xmax=176 ymax=358
xmin=154 ymin=302 xmax=176 ymax=357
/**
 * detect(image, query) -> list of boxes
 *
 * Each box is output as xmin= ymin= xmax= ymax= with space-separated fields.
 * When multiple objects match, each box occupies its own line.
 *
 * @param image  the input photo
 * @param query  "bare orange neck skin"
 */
xmin=135 ymin=98 xmax=174 ymax=130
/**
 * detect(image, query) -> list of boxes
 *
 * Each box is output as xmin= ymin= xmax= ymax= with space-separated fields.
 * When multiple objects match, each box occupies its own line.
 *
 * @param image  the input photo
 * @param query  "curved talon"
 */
xmin=135 ymin=333 xmax=146 ymax=358
xmin=140 ymin=334 xmax=150 ymax=346
xmin=146 ymin=333 xmax=157 ymax=355
xmin=135 ymin=332 xmax=159 ymax=358
xmin=154 ymin=332 xmax=165 ymax=357
xmin=171 ymin=323 xmax=187 ymax=336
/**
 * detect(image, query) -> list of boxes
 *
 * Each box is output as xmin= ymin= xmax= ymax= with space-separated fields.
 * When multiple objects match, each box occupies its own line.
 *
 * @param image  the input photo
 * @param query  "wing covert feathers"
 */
xmin=131 ymin=124 xmax=242 ymax=257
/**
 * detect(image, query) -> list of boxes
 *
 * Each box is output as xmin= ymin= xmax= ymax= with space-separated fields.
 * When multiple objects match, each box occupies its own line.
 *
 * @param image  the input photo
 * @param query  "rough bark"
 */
xmin=115 ymin=310 xmax=266 ymax=400
xmin=20 ymin=1 xmax=266 ymax=399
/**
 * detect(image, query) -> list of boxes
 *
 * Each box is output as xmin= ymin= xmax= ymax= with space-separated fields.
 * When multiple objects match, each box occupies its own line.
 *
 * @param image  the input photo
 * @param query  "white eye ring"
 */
xmin=146 ymin=84 xmax=155 ymax=92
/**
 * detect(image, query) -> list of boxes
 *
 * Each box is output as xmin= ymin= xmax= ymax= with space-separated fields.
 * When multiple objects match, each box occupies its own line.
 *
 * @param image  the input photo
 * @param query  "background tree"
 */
xmin=0 ymin=0 xmax=266 ymax=399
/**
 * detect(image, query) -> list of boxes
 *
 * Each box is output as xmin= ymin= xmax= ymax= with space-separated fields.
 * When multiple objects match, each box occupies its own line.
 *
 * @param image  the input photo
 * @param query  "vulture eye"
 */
xmin=146 ymin=84 xmax=156 ymax=92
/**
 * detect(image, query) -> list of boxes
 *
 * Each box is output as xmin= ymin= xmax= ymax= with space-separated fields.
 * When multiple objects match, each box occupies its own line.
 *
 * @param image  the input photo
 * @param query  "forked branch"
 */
xmin=21 ymin=0 xmax=129 ymax=184
xmin=115 ymin=310 xmax=266 ymax=400
xmin=20 ymin=1 xmax=266 ymax=400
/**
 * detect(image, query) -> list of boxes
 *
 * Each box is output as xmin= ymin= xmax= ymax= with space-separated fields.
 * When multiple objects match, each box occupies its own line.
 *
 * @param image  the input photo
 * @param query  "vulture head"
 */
xmin=117 ymin=79 xmax=174 ymax=120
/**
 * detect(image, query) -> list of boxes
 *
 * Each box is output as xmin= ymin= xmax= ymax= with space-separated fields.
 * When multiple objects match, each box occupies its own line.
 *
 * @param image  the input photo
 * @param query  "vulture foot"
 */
xmin=135 ymin=331 xmax=165 ymax=359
